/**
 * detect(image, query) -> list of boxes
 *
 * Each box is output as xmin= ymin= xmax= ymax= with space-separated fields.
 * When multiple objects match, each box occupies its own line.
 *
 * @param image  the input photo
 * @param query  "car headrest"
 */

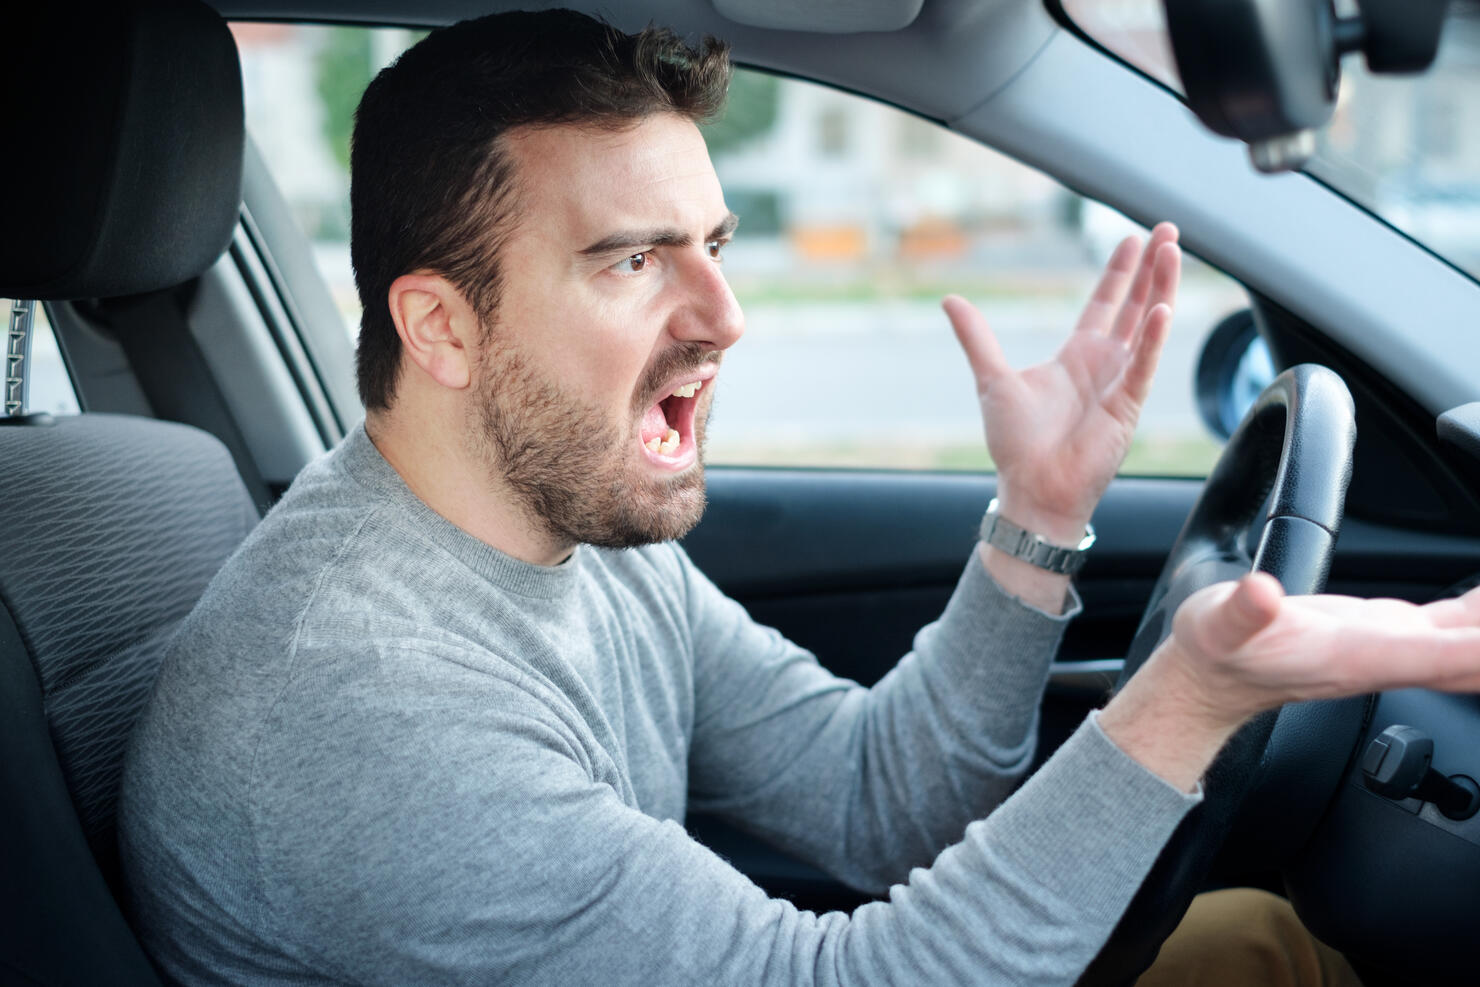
xmin=0 ymin=0 xmax=244 ymax=301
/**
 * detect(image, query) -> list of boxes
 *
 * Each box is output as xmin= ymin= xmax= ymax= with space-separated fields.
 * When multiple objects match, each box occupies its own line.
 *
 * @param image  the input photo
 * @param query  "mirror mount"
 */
xmin=1164 ymin=0 xmax=1451 ymax=173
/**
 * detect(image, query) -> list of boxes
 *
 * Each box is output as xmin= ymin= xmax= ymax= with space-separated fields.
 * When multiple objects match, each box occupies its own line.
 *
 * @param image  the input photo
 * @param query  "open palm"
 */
xmin=1167 ymin=573 xmax=1480 ymax=725
xmin=944 ymin=223 xmax=1182 ymax=538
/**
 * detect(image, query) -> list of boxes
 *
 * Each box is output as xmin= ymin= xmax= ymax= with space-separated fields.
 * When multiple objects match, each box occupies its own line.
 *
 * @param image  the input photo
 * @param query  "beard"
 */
xmin=468 ymin=337 xmax=717 ymax=551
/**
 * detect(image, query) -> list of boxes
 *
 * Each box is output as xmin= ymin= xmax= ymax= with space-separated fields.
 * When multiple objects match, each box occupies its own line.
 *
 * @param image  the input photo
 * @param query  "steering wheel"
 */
xmin=1079 ymin=363 xmax=1357 ymax=985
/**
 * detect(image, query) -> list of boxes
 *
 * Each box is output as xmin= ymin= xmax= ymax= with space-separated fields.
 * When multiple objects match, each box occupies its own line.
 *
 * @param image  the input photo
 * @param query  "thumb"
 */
xmin=1198 ymin=572 xmax=1284 ymax=656
xmin=942 ymin=294 xmax=1011 ymax=385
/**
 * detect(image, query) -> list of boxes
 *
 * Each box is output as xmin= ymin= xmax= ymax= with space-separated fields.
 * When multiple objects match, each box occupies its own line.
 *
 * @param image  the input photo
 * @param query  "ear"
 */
xmin=387 ymin=273 xmax=478 ymax=391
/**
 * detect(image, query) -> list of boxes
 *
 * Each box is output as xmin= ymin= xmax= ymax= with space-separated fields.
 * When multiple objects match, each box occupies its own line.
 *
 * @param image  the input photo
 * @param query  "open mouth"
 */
xmin=639 ymin=378 xmax=705 ymax=460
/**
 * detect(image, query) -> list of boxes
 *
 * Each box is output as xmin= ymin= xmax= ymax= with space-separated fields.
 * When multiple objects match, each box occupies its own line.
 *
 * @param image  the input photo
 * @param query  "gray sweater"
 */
xmin=119 ymin=426 xmax=1198 ymax=986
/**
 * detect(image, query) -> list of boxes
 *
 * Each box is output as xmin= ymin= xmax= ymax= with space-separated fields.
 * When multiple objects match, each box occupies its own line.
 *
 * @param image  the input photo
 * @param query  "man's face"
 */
xmin=468 ymin=113 xmax=744 ymax=551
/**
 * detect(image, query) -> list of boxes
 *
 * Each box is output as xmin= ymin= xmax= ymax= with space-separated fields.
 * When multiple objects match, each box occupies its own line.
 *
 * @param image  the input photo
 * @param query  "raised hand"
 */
xmin=944 ymin=222 xmax=1181 ymax=544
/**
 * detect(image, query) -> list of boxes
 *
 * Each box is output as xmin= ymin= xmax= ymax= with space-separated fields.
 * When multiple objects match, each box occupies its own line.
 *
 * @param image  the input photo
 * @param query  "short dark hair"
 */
xmin=350 ymin=9 xmax=732 ymax=411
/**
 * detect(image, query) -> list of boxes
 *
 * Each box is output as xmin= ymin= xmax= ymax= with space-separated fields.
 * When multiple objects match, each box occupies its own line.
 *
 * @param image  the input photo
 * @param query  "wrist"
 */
xmin=1148 ymin=636 xmax=1261 ymax=732
xmin=1098 ymin=641 xmax=1251 ymax=792
xmin=980 ymin=498 xmax=1094 ymax=581
xmin=979 ymin=542 xmax=1072 ymax=615
xmin=992 ymin=487 xmax=1093 ymax=546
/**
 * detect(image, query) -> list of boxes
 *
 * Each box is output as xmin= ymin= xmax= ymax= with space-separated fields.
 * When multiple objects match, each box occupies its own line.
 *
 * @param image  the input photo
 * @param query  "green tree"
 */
xmin=701 ymin=69 xmax=780 ymax=157
xmin=314 ymin=28 xmax=375 ymax=172
xmin=315 ymin=36 xmax=781 ymax=168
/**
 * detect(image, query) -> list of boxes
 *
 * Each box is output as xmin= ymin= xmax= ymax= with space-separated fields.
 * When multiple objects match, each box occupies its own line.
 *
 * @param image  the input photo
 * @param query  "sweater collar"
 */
xmin=336 ymin=423 xmax=581 ymax=601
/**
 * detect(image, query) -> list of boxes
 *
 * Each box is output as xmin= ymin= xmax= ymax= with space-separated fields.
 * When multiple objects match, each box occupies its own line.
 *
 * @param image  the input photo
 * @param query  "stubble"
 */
xmin=469 ymin=336 xmax=716 ymax=549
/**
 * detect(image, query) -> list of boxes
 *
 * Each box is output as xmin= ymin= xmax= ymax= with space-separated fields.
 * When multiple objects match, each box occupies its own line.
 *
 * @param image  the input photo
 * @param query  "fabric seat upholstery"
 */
xmin=0 ymin=416 xmax=257 ymax=985
xmin=0 ymin=415 xmax=258 ymax=878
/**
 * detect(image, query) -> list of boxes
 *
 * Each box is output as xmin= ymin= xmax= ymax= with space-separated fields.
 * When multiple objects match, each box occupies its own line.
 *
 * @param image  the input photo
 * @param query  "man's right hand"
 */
xmin=1099 ymin=573 xmax=1480 ymax=791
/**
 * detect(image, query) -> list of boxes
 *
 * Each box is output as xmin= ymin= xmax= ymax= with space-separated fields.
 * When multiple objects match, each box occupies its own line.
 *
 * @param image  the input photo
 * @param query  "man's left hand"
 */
xmin=944 ymin=222 xmax=1182 ymax=545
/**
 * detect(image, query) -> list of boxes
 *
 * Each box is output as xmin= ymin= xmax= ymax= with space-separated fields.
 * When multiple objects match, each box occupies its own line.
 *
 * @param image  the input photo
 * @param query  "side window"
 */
xmin=238 ymin=25 xmax=1243 ymax=477
xmin=706 ymin=72 xmax=1247 ymax=477
xmin=234 ymin=23 xmax=424 ymax=345
xmin=3 ymin=299 xmax=80 ymax=416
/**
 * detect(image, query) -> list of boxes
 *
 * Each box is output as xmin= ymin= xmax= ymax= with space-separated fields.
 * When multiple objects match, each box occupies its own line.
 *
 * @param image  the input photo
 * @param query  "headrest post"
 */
xmin=5 ymin=299 xmax=34 ymax=417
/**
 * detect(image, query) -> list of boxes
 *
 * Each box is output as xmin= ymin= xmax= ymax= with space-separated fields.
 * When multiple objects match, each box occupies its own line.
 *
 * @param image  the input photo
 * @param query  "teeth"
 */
xmin=670 ymin=380 xmax=704 ymax=399
xmin=644 ymin=428 xmax=682 ymax=456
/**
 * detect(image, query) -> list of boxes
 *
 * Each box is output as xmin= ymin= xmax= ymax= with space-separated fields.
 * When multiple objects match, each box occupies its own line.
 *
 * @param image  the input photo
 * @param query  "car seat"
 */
xmin=0 ymin=1 xmax=256 ymax=982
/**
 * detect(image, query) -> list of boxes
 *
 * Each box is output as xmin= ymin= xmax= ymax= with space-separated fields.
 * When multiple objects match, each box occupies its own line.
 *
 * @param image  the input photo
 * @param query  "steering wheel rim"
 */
xmin=1079 ymin=363 xmax=1356 ymax=986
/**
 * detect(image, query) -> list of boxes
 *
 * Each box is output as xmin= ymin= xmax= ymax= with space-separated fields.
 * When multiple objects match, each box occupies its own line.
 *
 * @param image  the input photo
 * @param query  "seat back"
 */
xmin=0 ymin=1 xmax=251 ymax=982
xmin=0 ymin=416 xmax=257 ymax=985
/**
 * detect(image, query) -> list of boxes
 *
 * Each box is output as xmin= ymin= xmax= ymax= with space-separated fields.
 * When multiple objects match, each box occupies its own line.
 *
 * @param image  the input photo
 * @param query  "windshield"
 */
xmin=1063 ymin=0 xmax=1480 ymax=280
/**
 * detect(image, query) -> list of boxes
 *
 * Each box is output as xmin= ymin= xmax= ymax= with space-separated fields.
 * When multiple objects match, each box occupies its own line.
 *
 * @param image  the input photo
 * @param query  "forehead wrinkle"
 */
xmin=503 ymin=115 xmax=727 ymax=263
xmin=511 ymin=115 xmax=708 ymax=191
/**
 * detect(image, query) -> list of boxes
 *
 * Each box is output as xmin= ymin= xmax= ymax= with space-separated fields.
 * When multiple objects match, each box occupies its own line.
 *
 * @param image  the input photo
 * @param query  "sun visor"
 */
xmin=712 ymin=0 xmax=925 ymax=33
xmin=0 ymin=0 xmax=244 ymax=301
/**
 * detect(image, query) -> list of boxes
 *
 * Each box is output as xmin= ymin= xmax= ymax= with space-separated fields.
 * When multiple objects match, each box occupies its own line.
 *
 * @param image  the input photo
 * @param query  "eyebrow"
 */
xmin=579 ymin=212 xmax=740 ymax=257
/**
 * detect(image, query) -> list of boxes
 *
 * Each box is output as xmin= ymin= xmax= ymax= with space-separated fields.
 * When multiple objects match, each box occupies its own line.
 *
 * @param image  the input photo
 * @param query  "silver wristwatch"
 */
xmin=979 ymin=498 xmax=1095 ymax=575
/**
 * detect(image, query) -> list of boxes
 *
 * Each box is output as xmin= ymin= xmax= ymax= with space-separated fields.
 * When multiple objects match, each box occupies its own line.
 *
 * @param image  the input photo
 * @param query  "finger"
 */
xmin=1116 ymin=302 xmax=1173 ymax=410
xmin=1360 ymin=627 xmax=1480 ymax=693
xmin=1206 ymin=572 xmax=1284 ymax=654
xmin=1074 ymin=236 xmax=1142 ymax=334
xmin=1422 ymin=587 xmax=1480 ymax=629
xmin=1291 ymin=593 xmax=1408 ymax=621
xmin=1119 ymin=240 xmax=1181 ymax=350
xmin=1111 ymin=223 xmax=1180 ymax=343
xmin=1105 ymin=226 xmax=1172 ymax=340
xmin=942 ymin=294 xmax=1011 ymax=385
xmin=1412 ymin=635 xmax=1480 ymax=693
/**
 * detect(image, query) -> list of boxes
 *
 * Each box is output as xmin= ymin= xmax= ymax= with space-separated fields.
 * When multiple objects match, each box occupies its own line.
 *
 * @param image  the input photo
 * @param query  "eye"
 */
xmin=706 ymin=239 xmax=726 ymax=262
xmin=614 ymin=252 xmax=648 ymax=273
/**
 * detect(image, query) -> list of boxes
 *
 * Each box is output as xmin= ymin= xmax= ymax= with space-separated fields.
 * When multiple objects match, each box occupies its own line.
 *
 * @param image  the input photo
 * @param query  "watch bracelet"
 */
xmin=979 ymin=498 xmax=1095 ymax=575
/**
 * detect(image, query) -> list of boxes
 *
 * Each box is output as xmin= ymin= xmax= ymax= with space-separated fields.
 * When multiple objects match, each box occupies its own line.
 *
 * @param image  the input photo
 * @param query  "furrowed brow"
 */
xmin=709 ymin=213 xmax=740 ymax=241
xmin=580 ymin=228 xmax=692 ymax=256
xmin=579 ymin=213 xmax=739 ymax=257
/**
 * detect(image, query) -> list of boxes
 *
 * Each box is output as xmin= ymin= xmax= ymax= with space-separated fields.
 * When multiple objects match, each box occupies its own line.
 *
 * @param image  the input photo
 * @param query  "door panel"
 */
xmin=686 ymin=469 xmax=1199 ymax=691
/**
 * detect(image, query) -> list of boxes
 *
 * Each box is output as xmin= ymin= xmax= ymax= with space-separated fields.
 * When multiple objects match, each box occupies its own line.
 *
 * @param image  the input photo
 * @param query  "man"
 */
xmin=120 ymin=9 xmax=1480 ymax=985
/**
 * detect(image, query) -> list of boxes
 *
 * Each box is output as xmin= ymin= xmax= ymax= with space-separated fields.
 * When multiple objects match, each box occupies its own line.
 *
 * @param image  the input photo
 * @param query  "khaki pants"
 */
xmin=1136 ymin=889 xmax=1363 ymax=987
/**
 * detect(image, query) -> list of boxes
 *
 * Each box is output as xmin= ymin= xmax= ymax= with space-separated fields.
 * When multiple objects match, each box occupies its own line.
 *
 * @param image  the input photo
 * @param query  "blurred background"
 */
xmin=19 ymin=7 xmax=1479 ymax=478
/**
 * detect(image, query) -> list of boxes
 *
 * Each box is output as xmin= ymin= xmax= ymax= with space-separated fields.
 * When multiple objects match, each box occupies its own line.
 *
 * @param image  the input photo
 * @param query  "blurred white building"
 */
xmin=713 ymin=75 xmax=1068 ymax=270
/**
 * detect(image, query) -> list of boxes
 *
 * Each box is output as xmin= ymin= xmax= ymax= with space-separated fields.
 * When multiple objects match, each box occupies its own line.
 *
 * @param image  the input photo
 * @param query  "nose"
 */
xmin=669 ymin=249 xmax=745 ymax=351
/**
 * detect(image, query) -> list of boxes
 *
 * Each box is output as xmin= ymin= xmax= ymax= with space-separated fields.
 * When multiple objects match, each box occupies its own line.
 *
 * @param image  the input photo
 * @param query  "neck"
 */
xmin=364 ymin=407 xmax=575 ymax=567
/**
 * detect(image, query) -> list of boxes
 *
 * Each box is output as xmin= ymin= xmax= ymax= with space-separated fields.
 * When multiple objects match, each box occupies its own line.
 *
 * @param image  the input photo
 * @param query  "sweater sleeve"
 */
xmin=253 ymin=645 xmax=1196 ymax=986
xmin=682 ymin=545 xmax=1086 ymax=892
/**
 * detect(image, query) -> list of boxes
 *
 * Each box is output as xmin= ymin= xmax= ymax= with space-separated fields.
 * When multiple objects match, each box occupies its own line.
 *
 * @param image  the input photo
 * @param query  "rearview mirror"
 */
xmin=1163 ymin=0 xmax=1451 ymax=172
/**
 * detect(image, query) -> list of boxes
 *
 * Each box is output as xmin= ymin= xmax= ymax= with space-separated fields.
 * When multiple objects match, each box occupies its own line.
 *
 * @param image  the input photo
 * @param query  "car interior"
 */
xmin=4 ymin=0 xmax=1480 ymax=984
